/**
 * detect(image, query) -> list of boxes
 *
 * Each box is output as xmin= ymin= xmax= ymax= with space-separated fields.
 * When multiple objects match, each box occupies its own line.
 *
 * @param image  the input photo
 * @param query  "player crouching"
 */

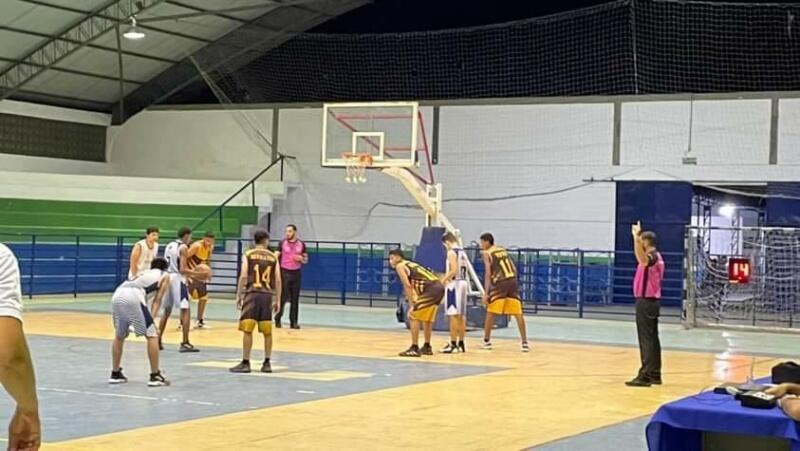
xmin=109 ymin=257 xmax=171 ymax=387
xmin=389 ymin=249 xmax=445 ymax=357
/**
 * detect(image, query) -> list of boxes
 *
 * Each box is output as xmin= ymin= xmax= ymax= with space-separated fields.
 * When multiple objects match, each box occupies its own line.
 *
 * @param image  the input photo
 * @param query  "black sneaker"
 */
xmin=148 ymin=371 xmax=170 ymax=387
xmin=650 ymin=378 xmax=663 ymax=385
xmin=179 ymin=342 xmax=200 ymax=353
xmin=275 ymin=322 xmax=282 ymax=329
xmin=230 ymin=361 xmax=251 ymax=373
xmin=290 ymin=324 xmax=301 ymax=330
xmin=420 ymin=344 xmax=433 ymax=356
xmin=398 ymin=346 xmax=421 ymax=357
xmin=458 ymin=341 xmax=466 ymax=353
xmin=625 ymin=378 xmax=652 ymax=387
xmin=440 ymin=343 xmax=459 ymax=354
xmin=109 ymin=369 xmax=128 ymax=384
xmin=261 ymin=361 xmax=272 ymax=373
xmin=195 ymin=319 xmax=205 ymax=329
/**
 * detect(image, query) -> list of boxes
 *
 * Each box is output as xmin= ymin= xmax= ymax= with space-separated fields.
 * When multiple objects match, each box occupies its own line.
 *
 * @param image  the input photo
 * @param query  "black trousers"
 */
xmin=276 ymin=269 xmax=302 ymax=326
xmin=635 ymin=298 xmax=662 ymax=380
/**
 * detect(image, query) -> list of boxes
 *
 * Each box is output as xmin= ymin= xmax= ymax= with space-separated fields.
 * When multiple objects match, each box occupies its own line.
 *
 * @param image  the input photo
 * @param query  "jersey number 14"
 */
xmin=252 ymin=265 xmax=272 ymax=290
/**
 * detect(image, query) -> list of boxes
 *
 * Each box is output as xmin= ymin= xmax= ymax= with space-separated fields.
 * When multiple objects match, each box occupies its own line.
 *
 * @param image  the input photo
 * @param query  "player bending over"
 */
xmin=230 ymin=229 xmax=282 ymax=373
xmin=188 ymin=231 xmax=215 ymax=329
xmin=480 ymin=233 xmax=529 ymax=352
xmin=389 ymin=249 xmax=445 ymax=357
xmin=440 ymin=232 xmax=469 ymax=353
xmin=109 ymin=257 xmax=171 ymax=386
xmin=161 ymin=227 xmax=207 ymax=352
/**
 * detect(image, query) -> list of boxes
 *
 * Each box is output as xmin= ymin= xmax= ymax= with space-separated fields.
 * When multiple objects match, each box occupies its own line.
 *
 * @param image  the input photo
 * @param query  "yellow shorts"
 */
xmin=239 ymin=319 xmax=273 ymax=334
xmin=410 ymin=304 xmax=438 ymax=323
xmin=487 ymin=297 xmax=523 ymax=315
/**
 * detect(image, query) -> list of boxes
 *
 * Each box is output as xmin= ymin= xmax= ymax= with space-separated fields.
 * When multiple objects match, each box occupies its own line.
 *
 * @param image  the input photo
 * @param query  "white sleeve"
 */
xmin=0 ymin=246 xmax=23 ymax=322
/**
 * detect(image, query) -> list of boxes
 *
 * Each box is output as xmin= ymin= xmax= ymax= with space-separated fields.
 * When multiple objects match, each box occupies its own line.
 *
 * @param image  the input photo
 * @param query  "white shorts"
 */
xmin=163 ymin=275 xmax=190 ymax=312
xmin=112 ymin=288 xmax=157 ymax=339
xmin=444 ymin=280 xmax=468 ymax=317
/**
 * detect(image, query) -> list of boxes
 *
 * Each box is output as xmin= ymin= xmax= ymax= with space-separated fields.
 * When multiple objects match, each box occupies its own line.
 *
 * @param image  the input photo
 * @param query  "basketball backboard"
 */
xmin=321 ymin=102 xmax=419 ymax=168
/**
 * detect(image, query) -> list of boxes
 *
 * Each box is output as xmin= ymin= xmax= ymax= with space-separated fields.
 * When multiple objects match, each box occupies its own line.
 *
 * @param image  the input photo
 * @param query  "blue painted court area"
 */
xmin=0 ymin=335 xmax=499 ymax=442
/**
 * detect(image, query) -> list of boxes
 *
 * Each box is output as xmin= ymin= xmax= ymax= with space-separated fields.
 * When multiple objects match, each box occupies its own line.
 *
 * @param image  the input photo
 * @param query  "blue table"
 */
xmin=646 ymin=379 xmax=800 ymax=451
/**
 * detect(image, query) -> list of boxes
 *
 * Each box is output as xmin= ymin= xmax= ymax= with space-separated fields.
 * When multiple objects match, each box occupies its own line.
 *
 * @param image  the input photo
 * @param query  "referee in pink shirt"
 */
xmin=626 ymin=221 xmax=665 ymax=388
xmin=274 ymin=225 xmax=308 ymax=329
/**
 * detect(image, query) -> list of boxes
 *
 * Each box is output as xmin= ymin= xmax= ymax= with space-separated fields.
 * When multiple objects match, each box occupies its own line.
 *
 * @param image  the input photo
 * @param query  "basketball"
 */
xmin=194 ymin=263 xmax=212 ymax=281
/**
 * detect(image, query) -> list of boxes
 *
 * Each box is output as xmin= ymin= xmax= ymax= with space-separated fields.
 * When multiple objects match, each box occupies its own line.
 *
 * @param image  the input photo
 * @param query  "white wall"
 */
xmin=271 ymin=98 xmax=800 ymax=249
xmin=273 ymin=107 xmax=432 ymax=244
xmin=5 ymin=97 xmax=800 ymax=248
xmin=107 ymin=109 xmax=275 ymax=180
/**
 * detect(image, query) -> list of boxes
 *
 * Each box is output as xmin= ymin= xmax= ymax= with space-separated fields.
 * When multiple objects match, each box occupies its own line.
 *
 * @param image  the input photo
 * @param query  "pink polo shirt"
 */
xmin=280 ymin=239 xmax=307 ymax=271
xmin=633 ymin=250 xmax=664 ymax=299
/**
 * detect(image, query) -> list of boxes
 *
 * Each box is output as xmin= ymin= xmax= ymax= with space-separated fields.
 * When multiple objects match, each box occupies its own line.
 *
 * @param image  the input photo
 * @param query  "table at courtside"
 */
xmin=647 ymin=378 xmax=800 ymax=451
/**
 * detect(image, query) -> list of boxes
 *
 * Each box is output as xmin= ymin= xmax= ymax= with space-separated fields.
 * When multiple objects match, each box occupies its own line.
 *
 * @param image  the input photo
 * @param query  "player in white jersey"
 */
xmin=161 ymin=227 xmax=205 ymax=353
xmin=128 ymin=226 xmax=159 ymax=279
xmin=440 ymin=232 xmax=470 ymax=353
xmin=109 ymin=257 xmax=170 ymax=386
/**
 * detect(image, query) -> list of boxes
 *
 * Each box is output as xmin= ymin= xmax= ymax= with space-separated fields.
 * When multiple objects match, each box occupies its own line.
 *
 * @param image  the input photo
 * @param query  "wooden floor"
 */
xmin=19 ymin=311 xmax=780 ymax=451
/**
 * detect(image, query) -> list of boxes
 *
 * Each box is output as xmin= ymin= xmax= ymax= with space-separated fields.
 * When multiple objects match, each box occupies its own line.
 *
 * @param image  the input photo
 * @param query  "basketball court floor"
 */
xmin=0 ymin=295 xmax=790 ymax=450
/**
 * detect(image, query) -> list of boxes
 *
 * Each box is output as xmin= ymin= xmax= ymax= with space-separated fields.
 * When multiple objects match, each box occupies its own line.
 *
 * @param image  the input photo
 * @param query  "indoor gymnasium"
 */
xmin=2 ymin=1 xmax=800 ymax=450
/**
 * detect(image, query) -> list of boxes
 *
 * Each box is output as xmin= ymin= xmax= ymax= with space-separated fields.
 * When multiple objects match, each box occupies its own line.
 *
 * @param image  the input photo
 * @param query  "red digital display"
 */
xmin=728 ymin=258 xmax=751 ymax=284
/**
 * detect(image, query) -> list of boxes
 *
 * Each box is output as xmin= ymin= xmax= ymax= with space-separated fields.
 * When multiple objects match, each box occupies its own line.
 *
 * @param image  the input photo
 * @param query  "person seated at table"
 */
xmin=766 ymin=383 xmax=800 ymax=420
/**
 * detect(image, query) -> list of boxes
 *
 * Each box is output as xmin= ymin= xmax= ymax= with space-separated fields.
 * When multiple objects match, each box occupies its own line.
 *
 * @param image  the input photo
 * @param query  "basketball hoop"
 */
xmin=342 ymin=152 xmax=373 ymax=183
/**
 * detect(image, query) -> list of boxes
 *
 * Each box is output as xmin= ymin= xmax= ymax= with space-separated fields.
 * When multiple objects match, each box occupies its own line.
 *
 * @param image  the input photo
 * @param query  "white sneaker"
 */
xmin=521 ymin=342 xmax=531 ymax=353
xmin=482 ymin=340 xmax=493 ymax=350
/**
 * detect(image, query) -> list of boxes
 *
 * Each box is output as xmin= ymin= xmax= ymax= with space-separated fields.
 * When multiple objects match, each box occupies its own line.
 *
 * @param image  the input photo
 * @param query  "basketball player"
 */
xmin=230 ymin=229 xmax=282 ymax=373
xmin=188 ymin=231 xmax=215 ymax=329
xmin=128 ymin=226 xmax=159 ymax=279
xmin=161 ymin=227 xmax=205 ymax=353
xmin=109 ymin=257 xmax=170 ymax=386
xmin=389 ymin=249 xmax=445 ymax=357
xmin=480 ymin=233 xmax=529 ymax=352
xmin=440 ymin=232 xmax=469 ymax=353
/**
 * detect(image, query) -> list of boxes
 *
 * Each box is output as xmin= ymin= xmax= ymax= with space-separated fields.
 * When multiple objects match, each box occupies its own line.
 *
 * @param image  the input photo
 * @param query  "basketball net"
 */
xmin=343 ymin=153 xmax=373 ymax=184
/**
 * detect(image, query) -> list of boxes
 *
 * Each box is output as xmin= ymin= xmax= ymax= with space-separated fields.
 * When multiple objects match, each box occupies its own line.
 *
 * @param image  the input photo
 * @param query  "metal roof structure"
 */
xmin=0 ymin=0 xmax=369 ymax=123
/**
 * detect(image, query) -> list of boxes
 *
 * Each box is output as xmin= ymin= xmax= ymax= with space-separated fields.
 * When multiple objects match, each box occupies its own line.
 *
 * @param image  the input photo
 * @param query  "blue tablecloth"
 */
xmin=646 ymin=378 xmax=800 ymax=451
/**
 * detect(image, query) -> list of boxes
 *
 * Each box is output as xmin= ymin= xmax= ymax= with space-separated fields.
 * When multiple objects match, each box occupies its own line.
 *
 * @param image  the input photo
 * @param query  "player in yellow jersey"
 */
xmin=187 ymin=231 xmax=215 ymax=329
xmin=389 ymin=249 xmax=445 ymax=357
xmin=230 ymin=229 xmax=281 ymax=374
xmin=480 ymin=233 xmax=529 ymax=352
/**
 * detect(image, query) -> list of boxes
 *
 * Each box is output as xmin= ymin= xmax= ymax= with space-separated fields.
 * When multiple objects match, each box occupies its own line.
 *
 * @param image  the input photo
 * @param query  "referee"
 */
xmin=626 ymin=222 xmax=666 ymax=388
xmin=274 ymin=225 xmax=308 ymax=329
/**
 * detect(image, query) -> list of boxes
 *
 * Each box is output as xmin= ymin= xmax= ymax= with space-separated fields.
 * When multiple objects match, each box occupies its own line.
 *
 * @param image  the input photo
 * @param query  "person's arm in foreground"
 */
xmin=767 ymin=383 xmax=800 ymax=421
xmin=0 ymin=317 xmax=40 ymax=451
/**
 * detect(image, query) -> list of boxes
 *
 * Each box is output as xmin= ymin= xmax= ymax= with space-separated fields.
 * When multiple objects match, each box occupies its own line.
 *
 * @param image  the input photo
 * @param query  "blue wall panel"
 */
xmin=614 ymin=182 xmax=692 ymax=307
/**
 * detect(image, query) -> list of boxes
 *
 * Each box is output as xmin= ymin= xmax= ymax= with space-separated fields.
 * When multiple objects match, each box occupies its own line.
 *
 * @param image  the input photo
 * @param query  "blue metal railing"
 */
xmin=1 ymin=234 xmax=684 ymax=318
xmin=192 ymin=153 xmax=295 ymax=235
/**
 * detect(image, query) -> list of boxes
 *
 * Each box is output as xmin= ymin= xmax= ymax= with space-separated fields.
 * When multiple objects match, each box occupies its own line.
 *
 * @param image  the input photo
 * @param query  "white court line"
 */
xmin=296 ymin=390 xmax=316 ymax=394
xmin=39 ymin=387 xmax=220 ymax=406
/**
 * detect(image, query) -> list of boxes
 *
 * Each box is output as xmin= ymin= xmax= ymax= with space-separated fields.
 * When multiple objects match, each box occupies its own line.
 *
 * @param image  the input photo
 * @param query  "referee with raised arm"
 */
xmin=0 ymin=243 xmax=41 ymax=450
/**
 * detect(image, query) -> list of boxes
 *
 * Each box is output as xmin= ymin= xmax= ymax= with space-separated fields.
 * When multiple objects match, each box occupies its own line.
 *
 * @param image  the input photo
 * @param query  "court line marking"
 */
xmin=39 ymin=387 xmax=221 ymax=406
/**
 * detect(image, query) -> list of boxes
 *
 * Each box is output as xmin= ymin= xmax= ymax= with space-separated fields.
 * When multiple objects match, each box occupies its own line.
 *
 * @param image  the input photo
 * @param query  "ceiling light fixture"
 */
xmin=123 ymin=17 xmax=145 ymax=40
